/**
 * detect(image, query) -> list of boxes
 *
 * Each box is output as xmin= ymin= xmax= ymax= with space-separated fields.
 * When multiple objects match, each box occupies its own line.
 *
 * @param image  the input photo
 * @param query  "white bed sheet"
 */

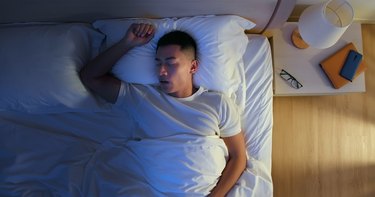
xmin=236 ymin=34 xmax=274 ymax=196
xmin=0 ymin=35 xmax=273 ymax=197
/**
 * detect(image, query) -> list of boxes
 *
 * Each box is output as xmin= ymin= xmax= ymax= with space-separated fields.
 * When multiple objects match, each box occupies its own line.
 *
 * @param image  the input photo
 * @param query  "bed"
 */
xmin=0 ymin=0 xmax=295 ymax=196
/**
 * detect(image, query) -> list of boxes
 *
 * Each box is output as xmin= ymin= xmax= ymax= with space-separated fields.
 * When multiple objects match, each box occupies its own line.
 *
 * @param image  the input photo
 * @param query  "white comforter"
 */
xmin=83 ymin=135 xmax=227 ymax=196
xmin=0 ymin=111 xmax=271 ymax=197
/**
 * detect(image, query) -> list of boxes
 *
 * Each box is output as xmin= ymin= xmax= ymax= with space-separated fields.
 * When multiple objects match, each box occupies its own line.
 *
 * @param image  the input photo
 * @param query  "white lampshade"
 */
xmin=298 ymin=0 xmax=354 ymax=49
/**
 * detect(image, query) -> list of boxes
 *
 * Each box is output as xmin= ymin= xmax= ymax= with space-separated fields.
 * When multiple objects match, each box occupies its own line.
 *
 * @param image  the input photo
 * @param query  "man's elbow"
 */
xmin=79 ymin=69 xmax=94 ymax=89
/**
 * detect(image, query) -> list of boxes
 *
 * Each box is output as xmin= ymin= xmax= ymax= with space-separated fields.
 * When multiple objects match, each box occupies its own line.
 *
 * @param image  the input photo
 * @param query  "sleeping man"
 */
xmin=80 ymin=23 xmax=246 ymax=196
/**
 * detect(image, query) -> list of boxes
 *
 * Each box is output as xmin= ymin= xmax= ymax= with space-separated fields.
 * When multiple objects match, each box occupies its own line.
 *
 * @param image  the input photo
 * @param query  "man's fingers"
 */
xmin=138 ymin=24 xmax=147 ymax=36
xmin=132 ymin=23 xmax=154 ymax=37
xmin=143 ymin=25 xmax=154 ymax=37
xmin=125 ymin=23 xmax=155 ymax=47
xmin=133 ymin=24 xmax=141 ymax=35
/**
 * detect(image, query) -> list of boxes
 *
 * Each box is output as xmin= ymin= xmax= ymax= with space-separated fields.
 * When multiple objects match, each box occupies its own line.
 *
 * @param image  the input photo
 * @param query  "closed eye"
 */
xmin=155 ymin=61 xmax=178 ymax=67
xmin=155 ymin=57 xmax=178 ymax=67
xmin=155 ymin=59 xmax=162 ymax=67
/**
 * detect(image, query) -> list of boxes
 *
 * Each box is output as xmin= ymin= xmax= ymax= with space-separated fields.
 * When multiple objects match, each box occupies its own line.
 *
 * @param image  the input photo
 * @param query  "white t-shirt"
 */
xmin=115 ymin=82 xmax=241 ymax=139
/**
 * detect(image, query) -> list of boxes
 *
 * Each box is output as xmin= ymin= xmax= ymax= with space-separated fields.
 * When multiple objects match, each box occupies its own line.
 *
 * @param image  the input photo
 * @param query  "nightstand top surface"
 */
xmin=272 ymin=22 xmax=365 ymax=96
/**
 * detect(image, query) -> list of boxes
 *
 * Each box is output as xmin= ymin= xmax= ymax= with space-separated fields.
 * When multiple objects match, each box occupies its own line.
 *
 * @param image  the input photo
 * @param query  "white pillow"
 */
xmin=0 ymin=23 xmax=108 ymax=113
xmin=93 ymin=18 xmax=174 ymax=84
xmin=93 ymin=15 xmax=255 ymax=101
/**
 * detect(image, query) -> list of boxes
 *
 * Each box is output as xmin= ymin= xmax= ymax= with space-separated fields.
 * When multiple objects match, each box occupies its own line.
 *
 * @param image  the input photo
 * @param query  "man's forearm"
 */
xmin=209 ymin=156 xmax=246 ymax=197
xmin=209 ymin=132 xmax=247 ymax=197
xmin=80 ymin=39 xmax=132 ymax=83
xmin=79 ymin=39 xmax=133 ymax=103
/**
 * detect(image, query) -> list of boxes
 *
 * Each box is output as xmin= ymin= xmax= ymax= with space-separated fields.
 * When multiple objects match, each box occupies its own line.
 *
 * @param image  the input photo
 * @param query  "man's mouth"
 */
xmin=159 ymin=80 xmax=169 ymax=84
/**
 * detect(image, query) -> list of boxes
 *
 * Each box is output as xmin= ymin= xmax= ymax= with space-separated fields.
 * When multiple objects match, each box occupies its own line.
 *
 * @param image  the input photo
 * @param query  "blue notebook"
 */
xmin=340 ymin=50 xmax=362 ymax=82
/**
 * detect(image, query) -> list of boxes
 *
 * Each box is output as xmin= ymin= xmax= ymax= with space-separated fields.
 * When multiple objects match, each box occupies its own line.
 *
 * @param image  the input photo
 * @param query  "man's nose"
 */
xmin=159 ymin=65 xmax=168 ymax=76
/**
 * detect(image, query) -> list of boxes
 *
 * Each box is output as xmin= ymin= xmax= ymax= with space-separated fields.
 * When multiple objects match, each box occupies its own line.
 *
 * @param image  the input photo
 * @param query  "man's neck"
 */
xmin=169 ymin=86 xmax=198 ymax=98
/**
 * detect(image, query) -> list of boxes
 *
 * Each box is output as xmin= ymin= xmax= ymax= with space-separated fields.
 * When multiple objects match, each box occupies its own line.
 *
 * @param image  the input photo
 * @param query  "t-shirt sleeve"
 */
xmin=114 ymin=82 xmax=148 ymax=109
xmin=218 ymin=95 xmax=241 ymax=138
xmin=114 ymin=81 xmax=127 ymax=107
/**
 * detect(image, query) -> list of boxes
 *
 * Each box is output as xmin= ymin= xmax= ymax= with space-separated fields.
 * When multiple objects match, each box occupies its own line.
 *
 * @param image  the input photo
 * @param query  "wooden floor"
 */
xmin=272 ymin=24 xmax=375 ymax=197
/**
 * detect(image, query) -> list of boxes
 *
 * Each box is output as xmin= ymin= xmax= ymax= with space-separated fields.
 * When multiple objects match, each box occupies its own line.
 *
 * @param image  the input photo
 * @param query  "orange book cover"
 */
xmin=320 ymin=42 xmax=367 ymax=89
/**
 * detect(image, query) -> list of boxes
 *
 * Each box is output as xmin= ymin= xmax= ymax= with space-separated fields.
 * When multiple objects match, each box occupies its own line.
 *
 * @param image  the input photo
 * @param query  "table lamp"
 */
xmin=291 ymin=0 xmax=354 ymax=49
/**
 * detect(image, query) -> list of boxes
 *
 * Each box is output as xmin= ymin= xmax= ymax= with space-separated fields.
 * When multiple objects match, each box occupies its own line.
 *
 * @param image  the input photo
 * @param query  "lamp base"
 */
xmin=291 ymin=28 xmax=309 ymax=49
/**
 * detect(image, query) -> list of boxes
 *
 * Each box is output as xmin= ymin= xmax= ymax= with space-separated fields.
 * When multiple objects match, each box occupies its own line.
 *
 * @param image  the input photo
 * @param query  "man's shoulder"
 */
xmin=119 ymin=82 xmax=160 ymax=98
xmin=201 ymin=89 xmax=238 ymax=110
xmin=204 ymin=89 xmax=230 ymax=100
xmin=202 ymin=88 xmax=222 ymax=96
xmin=124 ymin=82 xmax=158 ymax=90
xmin=198 ymin=88 xmax=229 ymax=104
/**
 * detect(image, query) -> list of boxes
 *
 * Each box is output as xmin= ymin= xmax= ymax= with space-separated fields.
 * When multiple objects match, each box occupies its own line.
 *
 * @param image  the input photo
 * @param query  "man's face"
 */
xmin=155 ymin=45 xmax=197 ymax=98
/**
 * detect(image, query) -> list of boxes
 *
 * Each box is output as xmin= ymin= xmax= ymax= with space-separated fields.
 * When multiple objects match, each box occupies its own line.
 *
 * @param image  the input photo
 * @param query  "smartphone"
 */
xmin=340 ymin=50 xmax=362 ymax=82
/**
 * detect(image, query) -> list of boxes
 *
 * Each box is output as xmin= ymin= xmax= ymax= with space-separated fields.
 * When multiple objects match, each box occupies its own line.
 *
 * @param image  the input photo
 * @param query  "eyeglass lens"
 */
xmin=280 ymin=69 xmax=303 ymax=89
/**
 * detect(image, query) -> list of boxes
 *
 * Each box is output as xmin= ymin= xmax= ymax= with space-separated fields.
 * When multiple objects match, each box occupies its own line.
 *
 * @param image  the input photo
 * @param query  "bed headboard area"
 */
xmin=0 ymin=0 xmax=296 ymax=33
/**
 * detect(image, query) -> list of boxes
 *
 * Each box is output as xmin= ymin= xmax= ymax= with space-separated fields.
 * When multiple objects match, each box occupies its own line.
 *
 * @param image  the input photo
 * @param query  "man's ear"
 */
xmin=190 ymin=60 xmax=199 ymax=74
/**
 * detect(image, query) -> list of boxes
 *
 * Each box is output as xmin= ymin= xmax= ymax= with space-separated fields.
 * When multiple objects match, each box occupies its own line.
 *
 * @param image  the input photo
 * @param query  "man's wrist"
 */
xmin=118 ymin=38 xmax=136 ymax=51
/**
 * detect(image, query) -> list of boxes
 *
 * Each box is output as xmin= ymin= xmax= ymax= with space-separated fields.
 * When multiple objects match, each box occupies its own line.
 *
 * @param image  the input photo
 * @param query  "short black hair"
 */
xmin=156 ymin=31 xmax=197 ymax=59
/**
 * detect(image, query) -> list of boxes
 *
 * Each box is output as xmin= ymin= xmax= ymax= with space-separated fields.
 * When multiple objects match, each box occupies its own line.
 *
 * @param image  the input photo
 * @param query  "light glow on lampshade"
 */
xmin=298 ymin=0 xmax=354 ymax=49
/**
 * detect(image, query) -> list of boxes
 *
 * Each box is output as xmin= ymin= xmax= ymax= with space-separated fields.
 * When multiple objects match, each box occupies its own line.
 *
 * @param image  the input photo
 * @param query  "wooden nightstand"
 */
xmin=272 ymin=22 xmax=366 ymax=96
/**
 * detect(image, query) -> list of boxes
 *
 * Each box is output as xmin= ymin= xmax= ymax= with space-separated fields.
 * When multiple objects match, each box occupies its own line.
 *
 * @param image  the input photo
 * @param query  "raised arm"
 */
xmin=209 ymin=131 xmax=247 ymax=197
xmin=79 ymin=23 xmax=155 ymax=103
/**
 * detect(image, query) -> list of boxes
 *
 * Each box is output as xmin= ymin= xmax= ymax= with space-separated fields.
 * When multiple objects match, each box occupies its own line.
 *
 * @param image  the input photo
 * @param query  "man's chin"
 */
xmin=160 ymin=84 xmax=173 ymax=93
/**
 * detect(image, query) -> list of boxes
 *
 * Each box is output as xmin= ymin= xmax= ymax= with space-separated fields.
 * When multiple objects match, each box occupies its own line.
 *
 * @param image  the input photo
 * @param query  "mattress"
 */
xmin=0 ymin=35 xmax=273 ymax=196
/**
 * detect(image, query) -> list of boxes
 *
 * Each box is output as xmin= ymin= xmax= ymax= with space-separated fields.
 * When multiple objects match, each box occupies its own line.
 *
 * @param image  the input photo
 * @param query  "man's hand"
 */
xmin=121 ymin=23 xmax=155 ymax=48
xmin=80 ymin=23 xmax=155 ymax=103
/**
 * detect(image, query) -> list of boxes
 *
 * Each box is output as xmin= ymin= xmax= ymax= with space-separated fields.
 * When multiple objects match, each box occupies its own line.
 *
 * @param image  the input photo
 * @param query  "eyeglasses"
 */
xmin=280 ymin=69 xmax=303 ymax=89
